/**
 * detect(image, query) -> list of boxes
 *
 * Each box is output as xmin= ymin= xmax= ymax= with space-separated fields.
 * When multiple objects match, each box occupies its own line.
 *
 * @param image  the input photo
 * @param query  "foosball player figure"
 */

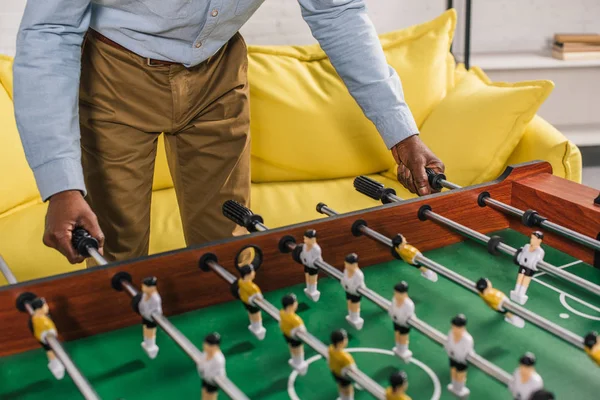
xmin=237 ymin=264 xmax=266 ymax=340
xmin=198 ymin=332 xmax=226 ymax=400
xmin=279 ymin=293 xmax=309 ymax=375
xmin=510 ymin=231 xmax=545 ymax=305
xmin=475 ymin=278 xmax=525 ymax=328
xmin=28 ymin=297 xmax=65 ymax=379
xmin=508 ymin=352 xmax=544 ymax=400
xmin=444 ymin=314 xmax=473 ymax=399
xmin=386 ymin=370 xmax=412 ymax=400
xmin=584 ymin=331 xmax=600 ymax=366
xmin=388 ymin=281 xmax=415 ymax=362
xmin=137 ymin=276 xmax=162 ymax=359
xmin=392 ymin=234 xmax=438 ymax=282
xmin=328 ymin=329 xmax=357 ymax=400
xmin=300 ymin=229 xmax=323 ymax=302
xmin=530 ymin=389 xmax=556 ymax=400
xmin=341 ymin=253 xmax=365 ymax=330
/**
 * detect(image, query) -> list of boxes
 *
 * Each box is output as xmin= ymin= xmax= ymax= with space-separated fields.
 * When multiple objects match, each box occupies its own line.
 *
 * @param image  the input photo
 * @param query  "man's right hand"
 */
xmin=43 ymin=190 xmax=105 ymax=264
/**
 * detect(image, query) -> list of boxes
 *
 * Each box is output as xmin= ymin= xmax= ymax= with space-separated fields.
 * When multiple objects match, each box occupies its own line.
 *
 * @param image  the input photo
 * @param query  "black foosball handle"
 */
xmin=72 ymin=228 xmax=99 ymax=257
xmin=595 ymin=193 xmax=600 ymax=207
xmin=222 ymin=200 xmax=264 ymax=232
xmin=353 ymin=176 xmax=396 ymax=204
xmin=425 ymin=168 xmax=446 ymax=191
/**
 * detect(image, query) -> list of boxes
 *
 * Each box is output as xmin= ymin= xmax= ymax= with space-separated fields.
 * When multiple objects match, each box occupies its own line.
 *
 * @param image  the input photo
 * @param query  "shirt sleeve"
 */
xmin=298 ymin=0 xmax=419 ymax=149
xmin=13 ymin=0 xmax=92 ymax=201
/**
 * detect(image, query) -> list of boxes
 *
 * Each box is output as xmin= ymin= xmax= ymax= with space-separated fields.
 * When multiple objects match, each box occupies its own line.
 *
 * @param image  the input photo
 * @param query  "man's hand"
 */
xmin=391 ymin=135 xmax=445 ymax=196
xmin=44 ymin=190 xmax=104 ymax=264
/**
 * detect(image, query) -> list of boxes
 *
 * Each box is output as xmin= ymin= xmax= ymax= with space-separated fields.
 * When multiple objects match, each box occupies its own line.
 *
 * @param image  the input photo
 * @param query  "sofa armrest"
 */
xmin=506 ymin=115 xmax=582 ymax=183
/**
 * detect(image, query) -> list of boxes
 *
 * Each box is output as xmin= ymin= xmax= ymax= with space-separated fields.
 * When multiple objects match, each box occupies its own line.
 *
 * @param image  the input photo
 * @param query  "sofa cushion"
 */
xmin=507 ymin=115 xmax=582 ymax=183
xmin=0 ymin=55 xmax=13 ymax=99
xmin=0 ymin=82 xmax=41 ymax=216
xmin=416 ymin=67 xmax=554 ymax=187
xmin=248 ymin=9 xmax=456 ymax=183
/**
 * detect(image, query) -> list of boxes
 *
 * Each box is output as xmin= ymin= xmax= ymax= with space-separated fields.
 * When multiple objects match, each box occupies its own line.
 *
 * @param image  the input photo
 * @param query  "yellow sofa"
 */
xmin=0 ymin=10 xmax=581 ymax=284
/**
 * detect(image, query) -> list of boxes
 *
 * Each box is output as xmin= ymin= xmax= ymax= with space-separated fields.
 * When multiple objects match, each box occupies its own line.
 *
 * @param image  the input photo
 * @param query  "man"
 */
xmin=28 ymin=297 xmax=65 ymax=379
xmin=475 ymin=277 xmax=525 ymax=328
xmin=508 ymin=353 xmax=544 ymax=400
xmin=386 ymin=370 xmax=412 ymax=400
xmin=198 ymin=332 xmax=226 ymax=400
xmin=511 ymin=231 xmax=545 ymax=305
xmin=388 ymin=281 xmax=415 ymax=362
xmin=392 ymin=234 xmax=438 ymax=282
xmin=14 ymin=0 xmax=445 ymax=264
xmin=340 ymin=253 xmax=365 ymax=330
xmin=328 ymin=329 xmax=356 ymax=400
xmin=237 ymin=264 xmax=266 ymax=340
xmin=444 ymin=314 xmax=473 ymax=398
xmin=279 ymin=293 xmax=309 ymax=375
xmin=299 ymin=229 xmax=323 ymax=302
xmin=135 ymin=276 xmax=162 ymax=359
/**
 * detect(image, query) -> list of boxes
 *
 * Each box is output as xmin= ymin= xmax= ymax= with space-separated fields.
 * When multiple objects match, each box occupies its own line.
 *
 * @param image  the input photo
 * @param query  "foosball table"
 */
xmin=0 ymin=161 xmax=599 ymax=400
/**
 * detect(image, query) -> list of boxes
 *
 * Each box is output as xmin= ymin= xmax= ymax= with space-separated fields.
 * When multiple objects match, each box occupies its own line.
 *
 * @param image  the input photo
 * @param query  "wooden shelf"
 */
xmin=471 ymin=52 xmax=600 ymax=71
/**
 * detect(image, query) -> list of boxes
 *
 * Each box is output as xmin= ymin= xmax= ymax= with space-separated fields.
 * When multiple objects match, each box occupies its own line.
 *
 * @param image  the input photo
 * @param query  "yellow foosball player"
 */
xmin=392 ymin=234 xmax=438 ymax=282
xmin=237 ymin=264 xmax=266 ymax=340
xmin=328 ymin=329 xmax=356 ymax=400
xmin=386 ymin=370 xmax=412 ymax=400
xmin=279 ymin=293 xmax=308 ymax=375
xmin=28 ymin=298 xmax=65 ymax=379
xmin=584 ymin=331 xmax=600 ymax=367
xmin=475 ymin=278 xmax=525 ymax=328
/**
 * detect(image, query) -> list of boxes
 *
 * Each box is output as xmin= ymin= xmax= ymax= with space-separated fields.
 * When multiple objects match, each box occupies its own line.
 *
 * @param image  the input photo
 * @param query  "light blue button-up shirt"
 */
xmin=14 ymin=0 xmax=418 ymax=201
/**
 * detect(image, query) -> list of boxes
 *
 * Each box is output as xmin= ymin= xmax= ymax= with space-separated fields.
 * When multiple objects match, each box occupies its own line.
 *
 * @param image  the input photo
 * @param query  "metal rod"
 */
xmin=23 ymin=303 xmax=100 ymax=400
xmin=254 ymin=222 xmax=269 ymax=232
xmin=87 ymin=247 xmax=108 ymax=266
xmin=119 ymin=281 xmax=204 ymax=364
xmin=436 ymin=179 xmax=600 ymax=252
xmin=0 ymin=254 xmax=17 ymax=284
xmin=213 ymin=376 xmax=250 ymax=400
xmin=287 ymin=235 xmax=512 ymax=385
xmin=464 ymin=0 xmax=472 ymax=70
xmin=207 ymin=258 xmax=385 ymax=399
xmin=316 ymin=205 xmax=587 ymax=352
xmin=422 ymin=209 xmax=600 ymax=297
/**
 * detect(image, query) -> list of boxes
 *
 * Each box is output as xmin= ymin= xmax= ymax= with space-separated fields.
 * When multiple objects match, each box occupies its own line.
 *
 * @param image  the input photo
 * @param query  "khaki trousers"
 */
xmin=79 ymin=32 xmax=250 ymax=263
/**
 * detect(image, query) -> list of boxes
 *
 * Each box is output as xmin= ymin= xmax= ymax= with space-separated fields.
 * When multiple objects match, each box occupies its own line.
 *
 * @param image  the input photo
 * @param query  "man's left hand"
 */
xmin=391 ymin=135 xmax=445 ymax=196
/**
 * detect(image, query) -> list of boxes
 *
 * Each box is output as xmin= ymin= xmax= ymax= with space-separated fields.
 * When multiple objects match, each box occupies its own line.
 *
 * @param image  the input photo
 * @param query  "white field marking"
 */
xmin=559 ymin=293 xmax=600 ymax=321
xmin=559 ymin=313 xmax=570 ymax=319
xmin=533 ymin=260 xmax=583 ymax=279
xmin=531 ymin=275 xmax=600 ymax=321
xmin=287 ymin=347 xmax=442 ymax=400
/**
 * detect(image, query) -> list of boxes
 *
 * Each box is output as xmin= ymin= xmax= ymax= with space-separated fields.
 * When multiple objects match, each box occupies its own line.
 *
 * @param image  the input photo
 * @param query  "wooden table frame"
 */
xmin=1 ymin=161 xmax=598 ymax=357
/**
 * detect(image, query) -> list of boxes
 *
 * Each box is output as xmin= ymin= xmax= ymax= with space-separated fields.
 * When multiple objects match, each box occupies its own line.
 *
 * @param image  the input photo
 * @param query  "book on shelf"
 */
xmin=554 ymin=33 xmax=600 ymax=45
xmin=553 ymin=42 xmax=600 ymax=52
xmin=552 ymin=49 xmax=600 ymax=60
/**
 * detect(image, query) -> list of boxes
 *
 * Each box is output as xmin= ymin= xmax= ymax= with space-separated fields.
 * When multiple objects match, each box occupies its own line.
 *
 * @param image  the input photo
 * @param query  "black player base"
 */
xmin=15 ymin=292 xmax=37 ymax=313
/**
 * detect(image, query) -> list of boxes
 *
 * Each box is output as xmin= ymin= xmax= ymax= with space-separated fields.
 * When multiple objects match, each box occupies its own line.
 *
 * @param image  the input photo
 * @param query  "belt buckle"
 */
xmin=146 ymin=57 xmax=160 ymax=67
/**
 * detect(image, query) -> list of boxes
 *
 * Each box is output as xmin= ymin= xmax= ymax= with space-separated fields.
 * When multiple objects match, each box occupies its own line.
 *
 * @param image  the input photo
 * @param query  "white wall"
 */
xmin=2 ymin=0 xmax=599 ymax=55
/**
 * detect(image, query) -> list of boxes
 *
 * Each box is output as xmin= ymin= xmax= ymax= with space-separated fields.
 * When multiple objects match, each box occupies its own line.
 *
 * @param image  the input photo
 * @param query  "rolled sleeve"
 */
xmin=299 ymin=0 xmax=419 ymax=149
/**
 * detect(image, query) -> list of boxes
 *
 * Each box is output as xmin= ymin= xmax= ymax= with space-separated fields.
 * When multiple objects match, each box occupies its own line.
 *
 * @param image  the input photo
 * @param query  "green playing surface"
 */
xmin=1 ymin=229 xmax=599 ymax=400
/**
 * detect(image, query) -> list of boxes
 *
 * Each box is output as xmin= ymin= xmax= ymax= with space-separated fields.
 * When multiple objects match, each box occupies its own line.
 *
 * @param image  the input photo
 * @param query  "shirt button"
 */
xmin=211 ymin=9 xmax=219 ymax=17
xmin=195 ymin=41 xmax=202 ymax=48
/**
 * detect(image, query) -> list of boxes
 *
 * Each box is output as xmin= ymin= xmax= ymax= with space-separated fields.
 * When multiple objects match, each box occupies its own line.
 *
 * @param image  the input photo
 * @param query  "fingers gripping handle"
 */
xmin=425 ymin=168 xmax=446 ymax=191
xmin=353 ymin=176 xmax=396 ymax=204
xmin=72 ymin=228 xmax=99 ymax=257
xmin=222 ymin=200 xmax=264 ymax=232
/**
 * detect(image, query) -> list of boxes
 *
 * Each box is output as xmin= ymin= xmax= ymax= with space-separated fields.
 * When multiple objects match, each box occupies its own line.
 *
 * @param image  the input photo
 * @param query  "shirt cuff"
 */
xmin=375 ymin=106 xmax=420 ymax=149
xmin=32 ymin=158 xmax=87 ymax=201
